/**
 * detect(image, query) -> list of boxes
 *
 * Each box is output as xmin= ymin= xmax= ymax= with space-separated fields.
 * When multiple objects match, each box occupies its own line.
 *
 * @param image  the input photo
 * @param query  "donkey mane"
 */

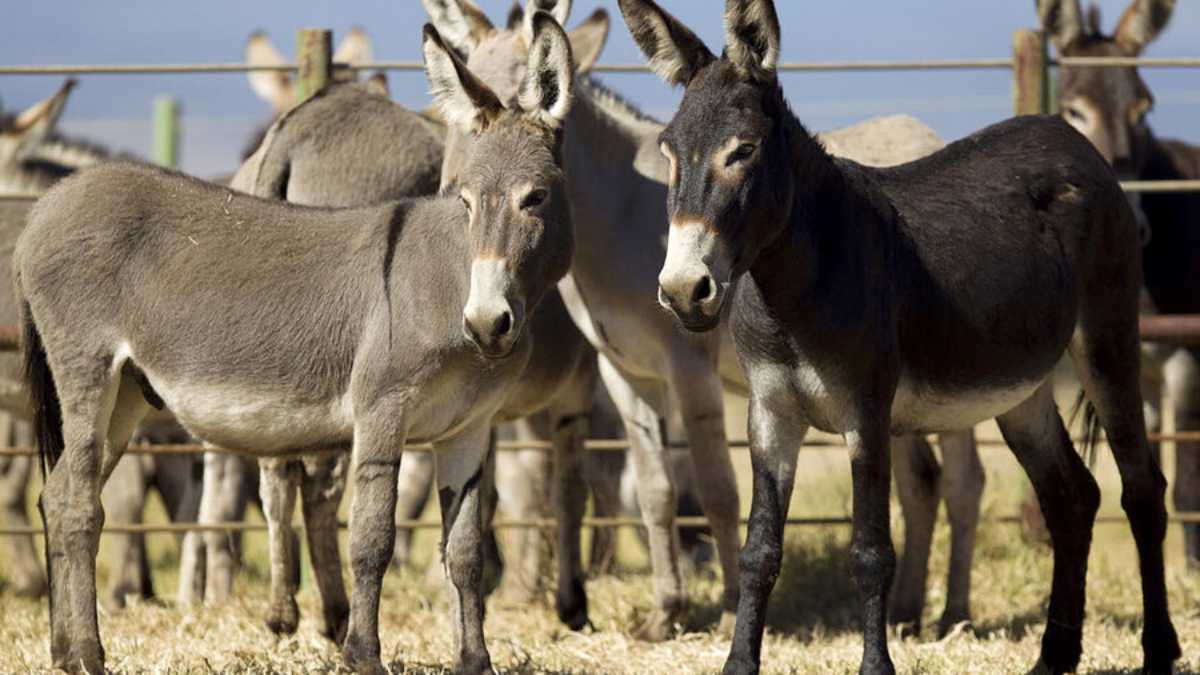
xmin=576 ymin=75 xmax=661 ymax=127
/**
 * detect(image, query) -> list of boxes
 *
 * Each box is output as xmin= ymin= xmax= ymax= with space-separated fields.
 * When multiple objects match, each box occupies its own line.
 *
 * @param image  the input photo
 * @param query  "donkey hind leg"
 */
xmin=0 ymin=426 xmax=47 ymax=597
xmin=342 ymin=413 xmax=405 ymax=675
xmin=259 ymin=457 xmax=302 ymax=635
xmin=494 ymin=419 xmax=552 ymax=605
xmin=723 ymin=393 xmax=806 ymax=675
xmin=597 ymin=353 xmax=684 ymax=642
xmin=889 ymin=434 xmax=939 ymax=637
xmin=301 ymin=452 xmax=351 ymax=644
xmin=43 ymin=361 xmax=150 ymax=673
xmin=996 ymin=383 xmax=1099 ymax=675
xmin=435 ymin=424 xmax=496 ymax=675
xmin=197 ymin=449 xmax=249 ymax=604
xmin=391 ymin=450 xmax=434 ymax=569
xmin=668 ymin=358 xmax=741 ymax=636
xmin=1073 ymin=327 xmax=1181 ymax=673
xmin=100 ymin=454 xmax=152 ymax=610
xmin=1165 ymin=349 xmax=1200 ymax=568
xmin=936 ymin=429 xmax=982 ymax=637
xmin=548 ymin=385 xmax=595 ymax=631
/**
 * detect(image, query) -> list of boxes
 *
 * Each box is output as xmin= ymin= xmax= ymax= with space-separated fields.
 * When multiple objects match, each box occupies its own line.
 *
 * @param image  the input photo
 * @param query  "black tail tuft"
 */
xmin=22 ymin=303 xmax=63 ymax=480
xmin=1068 ymin=389 xmax=1102 ymax=469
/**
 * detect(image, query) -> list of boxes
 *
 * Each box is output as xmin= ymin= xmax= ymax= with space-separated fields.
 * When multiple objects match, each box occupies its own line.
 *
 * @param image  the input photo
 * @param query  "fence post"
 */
xmin=152 ymin=96 xmax=179 ymax=168
xmin=1012 ymin=29 xmax=1050 ymax=116
xmin=295 ymin=28 xmax=333 ymax=104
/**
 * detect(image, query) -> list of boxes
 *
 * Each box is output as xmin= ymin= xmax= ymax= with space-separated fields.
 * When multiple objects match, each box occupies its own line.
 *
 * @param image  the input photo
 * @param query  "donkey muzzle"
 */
xmin=463 ymin=258 xmax=524 ymax=359
xmin=658 ymin=222 xmax=728 ymax=332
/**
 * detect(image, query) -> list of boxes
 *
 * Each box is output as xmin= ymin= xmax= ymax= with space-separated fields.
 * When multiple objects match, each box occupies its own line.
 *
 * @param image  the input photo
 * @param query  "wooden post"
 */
xmin=295 ymin=28 xmax=333 ymax=104
xmin=1012 ymin=29 xmax=1050 ymax=116
xmin=152 ymin=96 xmax=179 ymax=168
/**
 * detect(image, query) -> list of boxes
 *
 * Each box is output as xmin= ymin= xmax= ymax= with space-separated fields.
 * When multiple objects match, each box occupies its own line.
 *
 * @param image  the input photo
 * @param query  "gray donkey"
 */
xmin=16 ymin=15 xmax=577 ymax=675
xmin=0 ymin=80 xmax=207 ymax=609
xmin=1038 ymin=0 xmax=1200 ymax=568
xmin=620 ymin=0 xmax=1180 ymax=673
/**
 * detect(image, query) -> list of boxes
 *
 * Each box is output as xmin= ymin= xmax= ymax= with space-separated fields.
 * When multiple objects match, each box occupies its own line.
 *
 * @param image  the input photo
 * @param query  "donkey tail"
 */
xmin=21 ymin=302 xmax=64 ymax=479
xmin=1067 ymin=389 xmax=1102 ymax=469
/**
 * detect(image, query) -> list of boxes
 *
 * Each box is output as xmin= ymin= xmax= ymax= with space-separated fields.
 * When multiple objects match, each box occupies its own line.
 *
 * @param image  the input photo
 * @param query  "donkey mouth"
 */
xmin=674 ymin=307 xmax=723 ymax=333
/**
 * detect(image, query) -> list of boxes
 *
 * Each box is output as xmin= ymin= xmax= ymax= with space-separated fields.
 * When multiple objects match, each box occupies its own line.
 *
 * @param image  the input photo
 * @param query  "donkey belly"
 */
xmin=889 ymin=375 xmax=1045 ymax=434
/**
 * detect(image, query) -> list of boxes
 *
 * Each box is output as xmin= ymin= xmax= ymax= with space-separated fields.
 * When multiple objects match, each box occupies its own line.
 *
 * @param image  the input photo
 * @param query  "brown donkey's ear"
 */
xmin=365 ymin=72 xmax=391 ymax=99
xmin=245 ymin=31 xmax=295 ymax=113
xmin=568 ymin=9 xmax=610 ymax=74
xmin=420 ymin=0 xmax=495 ymax=59
xmin=423 ymin=24 xmax=504 ymax=134
xmin=519 ymin=11 xmax=575 ymax=127
xmin=506 ymin=0 xmax=524 ymax=30
xmin=1115 ymin=0 xmax=1175 ymax=54
xmin=7 ymin=78 xmax=76 ymax=161
xmin=1037 ymin=0 xmax=1086 ymax=52
xmin=618 ymin=0 xmax=715 ymax=86
xmin=724 ymin=0 xmax=781 ymax=79
xmin=333 ymin=26 xmax=374 ymax=80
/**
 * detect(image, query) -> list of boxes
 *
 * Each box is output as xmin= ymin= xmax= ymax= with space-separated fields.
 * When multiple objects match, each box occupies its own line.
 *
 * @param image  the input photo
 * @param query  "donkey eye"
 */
xmin=459 ymin=194 xmax=472 ymax=213
xmin=1064 ymin=106 xmax=1086 ymax=123
xmin=726 ymin=143 xmax=758 ymax=166
xmin=520 ymin=189 xmax=548 ymax=211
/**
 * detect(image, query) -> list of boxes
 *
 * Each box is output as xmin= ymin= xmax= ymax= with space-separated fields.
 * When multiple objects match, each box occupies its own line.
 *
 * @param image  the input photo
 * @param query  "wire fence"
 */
xmin=2 ymin=44 xmax=1200 ymax=539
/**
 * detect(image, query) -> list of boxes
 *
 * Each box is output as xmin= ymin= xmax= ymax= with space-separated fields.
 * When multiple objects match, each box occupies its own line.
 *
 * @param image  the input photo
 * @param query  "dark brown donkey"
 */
xmin=1039 ymin=0 xmax=1200 ymax=568
xmin=618 ymin=0 xmax=1181 ymax=673
xmin=16 ymin=16 xmax=576 ymax=675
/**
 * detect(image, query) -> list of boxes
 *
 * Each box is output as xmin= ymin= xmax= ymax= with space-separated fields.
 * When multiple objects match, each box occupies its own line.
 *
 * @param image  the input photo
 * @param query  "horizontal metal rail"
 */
xmin=0 ymin=512 xmax=1197 ymax=536
xmin=2 ymin=56 xmax=1199 ymax=77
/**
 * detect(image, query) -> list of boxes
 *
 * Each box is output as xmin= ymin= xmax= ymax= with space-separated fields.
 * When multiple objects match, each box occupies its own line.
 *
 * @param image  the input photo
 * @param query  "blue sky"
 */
xmin=2 ymin=1 xmax=1197 ymax=175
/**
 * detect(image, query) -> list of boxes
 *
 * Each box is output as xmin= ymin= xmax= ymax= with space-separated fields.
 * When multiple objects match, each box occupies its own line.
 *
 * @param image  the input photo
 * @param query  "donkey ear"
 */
xmin=506 ymin=0 xmax=524 ymax=30
xmin=523 ymin=0 xmax=572 ymax=46
xmin=334 ymin=26 xmax=374 ymax=71
xmin=568 ymin=9 xmax=609 ymax=74
xmin=246 ymin=31 xmax=295 ymax=113
xmin=423 ymin=24 xmax=504 ymax=134
xmin=365 ymin=72 xmax=391 ymax=98
xmin=724 ymin=0 xmax=781 ymax=78
xmin=519 ymin=11 xmax=575 ymax=127
xmin=420 ymin=0 xmax=494 ymax=58
xmin=618 ymin=0 xmax=715 ymax=86
xmin=1037 ymin=0 xmax=1086 ymax=52
xmin=1115 ymin=0 xmax=1175 ymax=54
xmin=8 ymin=79 xmax=76 ymax=160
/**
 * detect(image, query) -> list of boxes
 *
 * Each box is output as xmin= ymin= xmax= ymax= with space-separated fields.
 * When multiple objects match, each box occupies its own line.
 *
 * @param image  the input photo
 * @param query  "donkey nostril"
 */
xmin=492 ymin=311 xmax=513 ymax=339
xmin=691 ymin=276 xmax=714 ymax=305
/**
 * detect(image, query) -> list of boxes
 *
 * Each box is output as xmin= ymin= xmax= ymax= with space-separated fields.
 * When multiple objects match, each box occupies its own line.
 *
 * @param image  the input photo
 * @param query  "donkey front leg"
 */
xmin=598 ymin=354 xmax=684 ymax=641
xmin=846 ymin=420 xmax=898 ymax=675
xmin=301 ymin=452 xmax=351 ymax=644
xmin=724 ymin=392 xmax=806 ymax=675
xmin=259 ymin=457 xmax=301 ymax=636
xmin=889 ymin=434 xmax=938 ymax=637
xmin=435 ymin=424 xmax=496 ymax=675
xmin=198 ymin=449 xmax=250 ymax=604
xmin=549 ymin=405 xmax=592 ymax=631
xmin=391 ymin=450 xmax=434 ymax=569
xmin=1165 ymin=348 xmax=1200 ymax=567
xmin=100 ymin=454 xmax=153 ymax=610
xmin=0 ymin=450 xmax=47 ymax=598
xmin=342 ymin=412 xmax=405 ymax=675
xmin=936 ymin=429 xmax=982 ymax=635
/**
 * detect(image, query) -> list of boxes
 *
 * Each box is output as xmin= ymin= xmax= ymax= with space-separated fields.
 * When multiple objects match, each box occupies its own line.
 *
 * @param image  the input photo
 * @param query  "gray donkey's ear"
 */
xmin=1037 ymin=0 xmax=1086 ymax=52
xmin=568 ymin=9 xmax=610 ymax=74
xmin=618 ymin=0 xmax=715 ymax=86
xmin=519 ymin=12 xmax=575 ymax=127
xmin=524 ymin=0 xmax=572 ymax=46
xmin=724 ymin=0 xmax=781 ymax=78
xmin=1115 ymin=0 xmax=1175 ymax=54
xmin=423 ymin=24 xmax=504 ymax=134
xmin=420 ymin=0 xmax=495 ymax=58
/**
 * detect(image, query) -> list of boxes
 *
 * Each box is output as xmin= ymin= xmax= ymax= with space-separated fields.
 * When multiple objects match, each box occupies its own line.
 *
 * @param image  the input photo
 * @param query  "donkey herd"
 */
xmin=1 ymin=0 xmax=1197 ymax=673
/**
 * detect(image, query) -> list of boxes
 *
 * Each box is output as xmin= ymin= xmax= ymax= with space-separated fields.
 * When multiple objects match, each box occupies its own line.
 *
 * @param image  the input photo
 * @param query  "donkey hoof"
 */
xmin=555 ymin=578 xmax=589 ymax=631
xmin=342 ymin=642 xmax=386 ymax=675
xmin=631 ymin=606 xmax=684 ymax=642
xmin=715 ymin=610 xmax=736 ymax=638
xmin=1142 ymin=622 xmax=1182 ymax=675
xmin=459 ymin=652 xmax=496 ymax=675
xmin=59 ymin=644 xmax=105 ymax=675
xmin=721 ymin=652 xmax=759 ymax=675
xmin=322 ymin=606 xmax=350 ymax=646
xmin=266 ymin=598 xmax=300 ymax=636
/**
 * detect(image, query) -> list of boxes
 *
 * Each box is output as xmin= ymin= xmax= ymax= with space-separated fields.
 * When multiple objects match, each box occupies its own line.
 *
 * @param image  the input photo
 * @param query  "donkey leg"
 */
xmin=342 ymin=414 xmax=404 ymax=675
xmin=668 ymin=359 xmax=741 ymax=635
xmin=1165 ymin=349 xmax=1200 ymax=568
xmin=391 ymin=450 xmax=434 ymax=569
xmin=889 ymin=434 xmax=938 ymax=637
xmin=583 ymin=448 xmax=624 ymax=576
xmin=1072 ymin=348 xmax=1181 ymax=673
xmin=198 ymin=450 xmax=248 ymax=604
xmin=937 ymin=429 xmax=983 ymax=636
xmin=100 ymin=454 xmax=151 ymax=610
xmin=724 ymin=393 xmax=806 ymax=675
xmin=435 ymin=425 xmax=495 ymax=675
xmin=259 ymin=457 xmax=301 ymax=636
xmin=0 ymin=449 xmax=46 ymax=598
xmin=301 ymin=452 xmax=351 ymax=644
xmin=996 ymin=384 xmax=1098 ymax=675
xmin=598 ymin=354 xmax=684 ymax=642
xmin=494 ymin=421 xmax=551 ymax=605
xmin=549 ymin=404 xmax=592 ymax=630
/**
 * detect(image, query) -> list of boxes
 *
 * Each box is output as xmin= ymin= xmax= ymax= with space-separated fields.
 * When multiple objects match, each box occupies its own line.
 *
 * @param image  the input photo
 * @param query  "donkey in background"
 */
xmin=1039 ymin=0 xmax=1200 ymax=568
xmin=620 ymin=0 xmax=1180 ymax=673
xmin=16 ymin=14 xmax=578 ymax=674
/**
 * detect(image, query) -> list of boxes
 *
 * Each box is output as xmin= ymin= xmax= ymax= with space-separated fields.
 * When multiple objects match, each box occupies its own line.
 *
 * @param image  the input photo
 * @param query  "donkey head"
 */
xmin=0 ymin=79 xmax=75 ymax=168
xmin=245 ymin=27 xmax=375 ymax=115
xmin=1038 ymin=0 xmax=1174 ymax=178
xmin=621 ymin=0 xmax=793 ymax=331
xmin=423 ymin=14 xmax=576 ymax=359
xmin=422 ymin=0 xmax=609 ymax=189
